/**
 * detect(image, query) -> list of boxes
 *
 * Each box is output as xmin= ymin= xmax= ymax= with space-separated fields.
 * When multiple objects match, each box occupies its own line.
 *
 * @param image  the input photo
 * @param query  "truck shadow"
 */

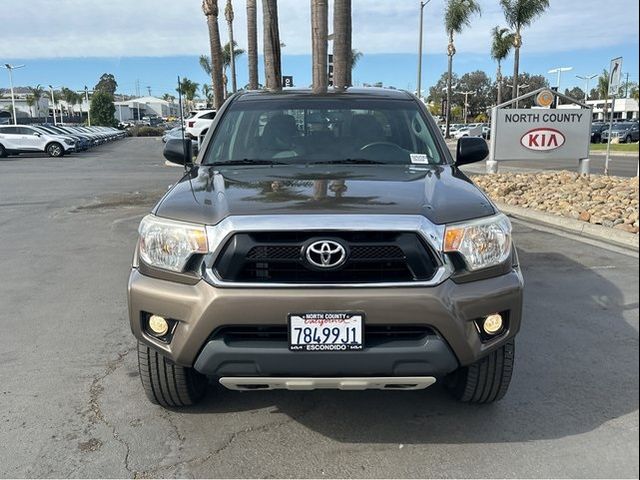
xmin=186 ymin=248 xmax=639 ymax=444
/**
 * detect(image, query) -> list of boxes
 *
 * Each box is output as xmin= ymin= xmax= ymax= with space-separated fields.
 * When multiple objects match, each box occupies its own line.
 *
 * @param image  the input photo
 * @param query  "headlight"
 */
xmin=138 ymin=215 xmax=208 ymax=272
xmin=443 ymin=214 xmax=512 ymax=271
xmin=64 ymin=138 xmax=74 ymax=145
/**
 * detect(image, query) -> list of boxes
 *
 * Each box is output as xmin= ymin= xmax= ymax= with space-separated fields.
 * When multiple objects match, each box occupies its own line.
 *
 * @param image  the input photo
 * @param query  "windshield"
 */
xmin=202 ymin=97 xmax=444 ymax=166
xmin=611 ymin=123 xmax=633 ymax=131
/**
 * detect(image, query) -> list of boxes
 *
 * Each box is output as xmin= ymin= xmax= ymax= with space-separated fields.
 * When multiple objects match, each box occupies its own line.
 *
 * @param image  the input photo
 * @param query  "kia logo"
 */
xmin=521 ymin=127 xmax=566 ymax=151
xmin=305 ymin=240 xmax=347 ymax=269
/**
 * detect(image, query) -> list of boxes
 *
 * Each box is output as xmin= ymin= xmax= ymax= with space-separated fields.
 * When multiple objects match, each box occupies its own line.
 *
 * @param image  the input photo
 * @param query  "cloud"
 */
xmin=1 ymin=0 xmax=638 ymax=59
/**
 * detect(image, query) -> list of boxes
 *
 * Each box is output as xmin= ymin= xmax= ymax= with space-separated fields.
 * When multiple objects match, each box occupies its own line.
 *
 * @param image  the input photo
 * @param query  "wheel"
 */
xmin=445 ymin=340 xmax=514 ymax=403
xmin=46 ymin=142 xmax=64 ymax=157
xmin=624 ymin=135 xmax=631 ymax=143
xmin=137 ymin=341 xmax=207 ymax=407
xmin=0 ymin=144 xmax=7 ymax=158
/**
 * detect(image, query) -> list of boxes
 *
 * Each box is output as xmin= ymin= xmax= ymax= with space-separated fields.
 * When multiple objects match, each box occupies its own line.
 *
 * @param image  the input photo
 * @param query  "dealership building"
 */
xmin=559 ymin=97 xmax=639 ymax=121
xmin=114 ymin=96 xmax=179 ymax=121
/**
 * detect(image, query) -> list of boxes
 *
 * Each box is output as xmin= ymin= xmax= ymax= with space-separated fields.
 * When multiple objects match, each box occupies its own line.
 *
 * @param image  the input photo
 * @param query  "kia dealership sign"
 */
xmin=492 ymin=108 xmax=591 ymax=161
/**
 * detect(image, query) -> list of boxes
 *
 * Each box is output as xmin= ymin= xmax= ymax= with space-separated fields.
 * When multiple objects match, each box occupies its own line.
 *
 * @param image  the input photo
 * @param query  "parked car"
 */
xmin=184 ymin=109 xmax=216 ymax=140
xmin=162 ymin=126 xmax=184 ymax=143
xmin=0 ymin=124 xmax=76 ymax=157
xmin=601 ymin=122 xmax=640 ymax=143
xmin=590 ymin=123 xmax=607 ymax=143
xmin=129 ymin=88 xmax=523 ymax=408
xmin=35 ymin=125 xmax=90 ymax=151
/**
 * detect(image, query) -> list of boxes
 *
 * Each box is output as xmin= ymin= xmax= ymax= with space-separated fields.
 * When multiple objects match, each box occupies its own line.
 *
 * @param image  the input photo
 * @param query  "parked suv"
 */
xmin=128 ymin=88 xmax=523 ymax=407
xmin=601 ymin=122 xmax=640 ymax=143
xmin=0 ymin=125 xmax=76 ymax=157
xmin=184 ymin=109 xmax=216 ymax=141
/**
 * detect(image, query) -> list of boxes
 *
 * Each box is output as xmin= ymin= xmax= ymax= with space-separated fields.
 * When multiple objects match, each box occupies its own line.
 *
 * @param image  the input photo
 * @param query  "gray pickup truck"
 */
xmin=128 ymin=88 xmax=523 ymax=408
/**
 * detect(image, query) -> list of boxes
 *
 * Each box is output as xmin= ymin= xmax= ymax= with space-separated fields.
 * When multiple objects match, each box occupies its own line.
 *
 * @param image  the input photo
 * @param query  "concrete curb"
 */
xmin=589 ymin=150 xmax=639 ymax=157
xmin=496 ymin=202 xmax=639 ymax=250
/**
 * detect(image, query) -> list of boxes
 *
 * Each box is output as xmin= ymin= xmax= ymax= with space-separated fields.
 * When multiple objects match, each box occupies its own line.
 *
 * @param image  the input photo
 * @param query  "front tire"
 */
xmin=445 ymin=340 xmax=514 ymax=403
xmin=0 ymin=144 xmax=7 ymax=158
xmin=46 ymin=142 xmax=64 ymax=157
xmin=137 ymin=341 xmax=207 ymax=408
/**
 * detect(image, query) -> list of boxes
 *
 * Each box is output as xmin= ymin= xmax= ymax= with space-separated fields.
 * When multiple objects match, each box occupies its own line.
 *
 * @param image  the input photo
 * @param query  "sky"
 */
xmin=1 ymin=0 xmax=638 ymax=98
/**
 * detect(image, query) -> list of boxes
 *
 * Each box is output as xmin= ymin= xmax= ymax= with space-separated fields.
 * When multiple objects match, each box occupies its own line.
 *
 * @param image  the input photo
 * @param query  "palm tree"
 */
xmin=500 ymin=0 xmax=549 ymax=102
xmin=200 ymin=42 xmax=245 ymax=97
xmin=311 ymin=0 xmax=328 ymax=93
xmin=28 ymin=84 xmax=44 ymax=118
xmin=177 ymin=78 xmax=200 ymax=112
xmin=61 ymin=87 xmax=77 ymax=116
xmin=332 ymin=0 xmax=351 ymax=90
xmin=202 ymin=83 xmax=214 ymax=107
xmin=246 ymin=0 xmax=259 ymax=89
xmin=490 ymin=26 xmax=514 ymax=105
xmin=262 ymin=0 xmax=282 ymax=90
xmin=202 ymin=0 xmax=225 ymax=109
xmin=224 ymin=0 xmax=238 ymax=93
xmin=444 ymin=0 xmax=481 ymax=138
xmin=25 ymin=95 xmax=35 ymax=117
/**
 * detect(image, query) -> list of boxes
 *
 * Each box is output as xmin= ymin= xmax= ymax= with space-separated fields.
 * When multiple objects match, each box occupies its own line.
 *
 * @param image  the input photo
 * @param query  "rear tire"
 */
xmin=46 ymin=142 xmax=64 ymax=157
xmin=137 ymin=341 xmax=207 ymax=408
xmin=0 ymin=144 xmax=6 ymax=158
xmin=445 ymin=340 xmax=514 ymax=404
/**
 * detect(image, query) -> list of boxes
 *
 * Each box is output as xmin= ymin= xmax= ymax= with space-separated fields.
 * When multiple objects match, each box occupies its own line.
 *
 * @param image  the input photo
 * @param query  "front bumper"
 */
xmin=128 ymin=268 xmax=524 ymax=376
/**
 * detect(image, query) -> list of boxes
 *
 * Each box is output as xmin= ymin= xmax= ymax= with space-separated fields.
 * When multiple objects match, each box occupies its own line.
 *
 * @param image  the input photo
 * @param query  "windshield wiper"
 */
xmin=310 ymin=158 xmax=385 ymax=165
xmin=209 ymin=159 xmax=288 ymax=166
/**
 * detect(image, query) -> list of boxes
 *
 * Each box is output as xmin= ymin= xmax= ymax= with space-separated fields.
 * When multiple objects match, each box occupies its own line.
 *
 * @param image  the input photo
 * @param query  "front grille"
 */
xmin=213 ymin=231 xmax=439 ymax=284
xmin=213 ymin=324 xmax=436 ymax=346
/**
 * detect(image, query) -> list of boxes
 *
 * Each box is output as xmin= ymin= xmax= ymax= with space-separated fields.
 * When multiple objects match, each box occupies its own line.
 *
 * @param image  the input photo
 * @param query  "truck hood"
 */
xmin=153 ymin=164 xmax=495 ymax=226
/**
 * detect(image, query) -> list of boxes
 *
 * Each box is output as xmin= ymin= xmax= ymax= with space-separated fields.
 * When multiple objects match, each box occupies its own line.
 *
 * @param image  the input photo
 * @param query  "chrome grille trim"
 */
xmin=203 ymin=214 xmax=452 ymax=288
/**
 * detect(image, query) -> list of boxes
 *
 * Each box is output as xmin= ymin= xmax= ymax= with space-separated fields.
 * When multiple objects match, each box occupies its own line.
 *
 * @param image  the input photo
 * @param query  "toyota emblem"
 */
xmin=304 ymin=240 xmax=347 ymax=269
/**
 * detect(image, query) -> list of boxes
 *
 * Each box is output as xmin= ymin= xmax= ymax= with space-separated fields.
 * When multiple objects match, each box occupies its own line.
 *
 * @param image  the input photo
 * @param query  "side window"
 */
xmin=17 ymin=127 xmax=35 ymax=135
xmin=200 ymin=112 xmax=216 ymax=120
xmin=0 ymin=127 xmax=19 ymax=135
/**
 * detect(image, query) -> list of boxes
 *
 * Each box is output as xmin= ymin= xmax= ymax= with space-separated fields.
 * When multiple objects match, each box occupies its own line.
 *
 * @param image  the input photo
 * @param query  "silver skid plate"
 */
xmin=219 ymin=376 xmax=436 ymax=391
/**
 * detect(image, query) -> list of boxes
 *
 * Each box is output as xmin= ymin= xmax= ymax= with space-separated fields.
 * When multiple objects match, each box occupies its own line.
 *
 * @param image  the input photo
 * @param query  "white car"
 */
xmin=184 ymin=110 xmax=216 ymax=141
xmin=0 ymin=125 xmax=76 ymax=158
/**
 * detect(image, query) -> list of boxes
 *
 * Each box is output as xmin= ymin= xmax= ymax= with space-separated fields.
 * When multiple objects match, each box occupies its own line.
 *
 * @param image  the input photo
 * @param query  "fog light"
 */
xmin=483 ymin=314 xmax=503 ymax=335
xmin=148 ymin=315 xmax=169 ymax=336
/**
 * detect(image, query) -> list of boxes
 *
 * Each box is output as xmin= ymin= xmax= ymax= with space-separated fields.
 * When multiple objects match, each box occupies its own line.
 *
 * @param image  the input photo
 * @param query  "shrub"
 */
xmin=128 ymin=126 xmax=165 ymax=137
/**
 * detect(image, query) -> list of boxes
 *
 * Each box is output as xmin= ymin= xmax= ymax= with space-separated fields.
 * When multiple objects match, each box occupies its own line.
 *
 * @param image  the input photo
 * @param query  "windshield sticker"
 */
xmin=410 ymin=154 xmax=429 ymax=164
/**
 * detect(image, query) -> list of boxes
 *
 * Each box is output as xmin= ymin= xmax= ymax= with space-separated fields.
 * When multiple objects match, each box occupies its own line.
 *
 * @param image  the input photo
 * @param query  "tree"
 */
xmin=176 ymin=78 xmax=199 ymax=112
xmin=333 ymin=0 xmax=352 ymax=89
xmin=427 ymin=71 xmax=459 ymax=110
xmin=500 ymin=0 xmax=549 ymax=102
xmin=444 ymin=0 xmax=481 ymax=137
xmin=94 ymin=73 xmax=118 ymax=95
xmin=224 ymin=0 xmax=238 ymax=94
xmin=262 ymin=0 xmax=282 ymax=90
xmin=457 ymin=70 xmax=492 ymax=118
xmin=490 ymin=26 xmax=514 ymax=105
xmin=90 ymin=91 xmax=116 ymax=126
xmin=28 ymin=84 xmax=44 ymax=118
xmin=25 ymin=95 xmax=35 ymax=117
xmin=311 ymin=0 xmax=329 ymax=93
xmin=350 ymin=49 xmax=363 ymax=71
xmin=162 ymin=93 xmax=176 ymax=102
xmin=202 ymin=84 xmax=214 ymax=107
xmin=597 ymin=69 xmax=611 ymax=120
xmin=61 ymin=87 xmax=78 ymax=115
xmin=202 ymin=0 xmax=225 ymax=109
xmin=200 ymin=42 xmax=246 ymax=97
xmin=492 ymin=72 xmax=548 ymax=108
xmin=246 ymin=0 xmax=259 ymax=89
xmin=564 ymin=86 xmax=585 ymax=102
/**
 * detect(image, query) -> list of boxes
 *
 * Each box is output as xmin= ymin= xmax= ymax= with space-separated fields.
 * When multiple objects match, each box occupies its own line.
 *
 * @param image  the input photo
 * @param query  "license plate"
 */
xmin=288 ymin=312 xmax=364 ymax=351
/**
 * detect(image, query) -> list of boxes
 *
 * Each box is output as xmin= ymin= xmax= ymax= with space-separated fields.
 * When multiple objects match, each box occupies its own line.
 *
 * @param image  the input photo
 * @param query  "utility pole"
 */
xmin=416 ymin=0 xmax=430 ymax=100
xmin=1 ymin=64 xmax=25 ymax=125
xmin=146 ymin=85 xmax=151 ymax=96
xmin=455 ymin=90 xmax=474 ymax=123
xmin=576 ymin=74 xmax=597 ymax=102
xmin=624 ymin=72 xmax=629 ymax=98
xmin=135 ymin=80 xmax=141 ymax=121
xmin=506 ymin=83 xmax=530 ymax=108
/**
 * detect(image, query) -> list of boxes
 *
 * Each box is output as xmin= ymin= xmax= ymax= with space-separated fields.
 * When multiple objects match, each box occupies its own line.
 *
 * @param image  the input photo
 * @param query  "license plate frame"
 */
xmin=288 ymin=312 xmax=364 ymax=352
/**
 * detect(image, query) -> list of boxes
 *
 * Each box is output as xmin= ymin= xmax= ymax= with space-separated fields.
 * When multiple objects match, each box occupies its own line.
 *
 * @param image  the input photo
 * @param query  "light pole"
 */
xmin=84 ymin=86 xmax=93 ymax=126
xmin=49 ymin=85 xmax=58 ymax=125
xmin=1 ymin=64 xmax=25 ymax=125
xmin=506 ymin=83 xmax=530 ymax=108
xmin=416 ymin=0 xmax=431 ymax=100
xmin=548 ymin=67 xmax=572 ymax=105
xmin=576 ymin=73 xmax=597 ymax=102
xmin=455 ymin=90 xmax=474 ymax=123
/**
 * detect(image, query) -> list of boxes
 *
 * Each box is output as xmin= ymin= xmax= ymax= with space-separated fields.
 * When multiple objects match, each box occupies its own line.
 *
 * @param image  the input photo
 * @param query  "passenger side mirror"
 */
xmin=455 ymin=136 xmax=488 ymax=167
xmin=163 ymin=138 xmax=193 ymax=166
xmin=33 ymin=132 xmax=41 ymax=137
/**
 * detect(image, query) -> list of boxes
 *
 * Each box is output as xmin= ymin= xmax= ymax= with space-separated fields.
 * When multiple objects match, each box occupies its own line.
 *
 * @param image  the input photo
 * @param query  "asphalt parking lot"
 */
xmin=0 ymin=138 xmax=638 ymax=478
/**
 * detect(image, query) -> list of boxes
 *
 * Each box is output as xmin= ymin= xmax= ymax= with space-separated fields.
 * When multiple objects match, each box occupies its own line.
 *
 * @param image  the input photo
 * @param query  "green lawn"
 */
xmin=590 ymin=142 xmax=639 ymax=152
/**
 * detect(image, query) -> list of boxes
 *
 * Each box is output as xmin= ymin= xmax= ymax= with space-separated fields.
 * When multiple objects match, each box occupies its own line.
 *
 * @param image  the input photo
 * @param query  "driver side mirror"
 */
xmin=163 ymin=138 xmax=193 ymax=166
xmin=33 ymin=132 xmax=41 ymax=137
xmin=455 ymin=136 xmax=488 ymax=166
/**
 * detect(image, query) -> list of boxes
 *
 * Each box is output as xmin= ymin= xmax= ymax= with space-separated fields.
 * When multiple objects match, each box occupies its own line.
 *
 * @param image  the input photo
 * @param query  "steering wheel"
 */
xmin=359 ymin=142 xmax=409 ymax=163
